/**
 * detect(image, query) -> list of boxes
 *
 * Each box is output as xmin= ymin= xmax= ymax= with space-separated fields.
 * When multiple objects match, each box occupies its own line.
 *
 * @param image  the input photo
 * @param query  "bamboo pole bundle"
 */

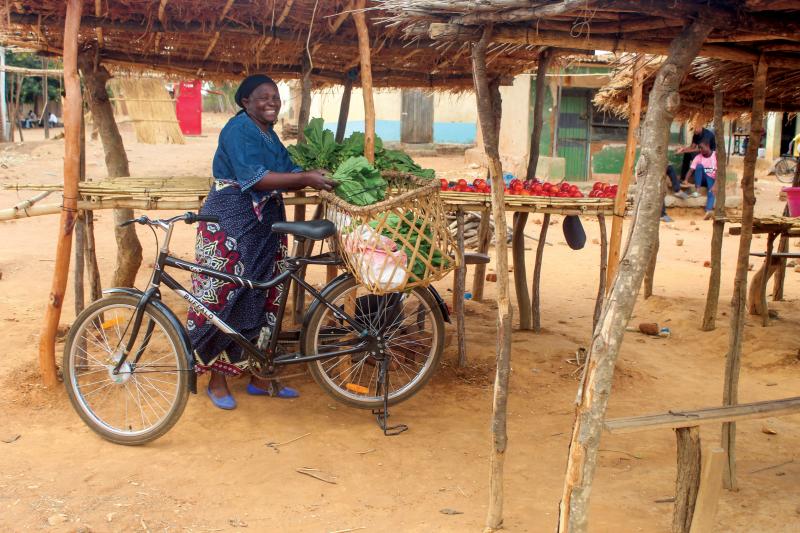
xmin=109 ymin=77 xmax=185 ymax=144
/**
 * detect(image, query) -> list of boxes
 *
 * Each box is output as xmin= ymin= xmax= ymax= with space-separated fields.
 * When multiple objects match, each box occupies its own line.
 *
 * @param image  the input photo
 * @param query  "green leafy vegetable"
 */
xmin=375 ymin=149 xmax=435 ymax=179
xmin=369 ymin=212 xmax=449 ymax=281
xmin=331 ymin=156 xmax=387 ymax=206
xmin=287 ymin=118 xmax=340 ymax=170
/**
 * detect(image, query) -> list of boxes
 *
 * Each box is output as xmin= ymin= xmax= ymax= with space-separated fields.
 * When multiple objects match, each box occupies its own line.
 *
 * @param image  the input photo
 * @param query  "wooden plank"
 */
xmin=604 ymin=396 xmax=800 ymax=434
xmin=689 ymin=447 xmax=725 ymax=533
xmin=353 ymin=1 xmax=375 ymax=163
xmin=454 ymin=207 xmax=467 ymax=367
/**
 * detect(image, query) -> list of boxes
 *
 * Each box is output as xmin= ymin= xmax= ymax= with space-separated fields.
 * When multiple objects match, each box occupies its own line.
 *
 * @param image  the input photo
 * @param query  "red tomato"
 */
xmin=519 ymin=190 xmax=531 ymax=196
xmin=509 ymin=178 xmax=521 ymax=189
xmin=440 ymin=179 xmax=448 ymax=191
xmin=473 ymin=178 xmax=485 ymax=188
xmin=457 ymin=178 xmax=467 ymax=187
xmin=572 ymin=191 xmax=582 ymax=198
xmin=569 ymin=185 xmax=579 ymax=193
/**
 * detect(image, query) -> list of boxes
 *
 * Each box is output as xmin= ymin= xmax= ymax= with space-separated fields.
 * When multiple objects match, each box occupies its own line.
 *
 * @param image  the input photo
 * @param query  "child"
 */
xmin=686 ymin=141 xmax=717 ymax=220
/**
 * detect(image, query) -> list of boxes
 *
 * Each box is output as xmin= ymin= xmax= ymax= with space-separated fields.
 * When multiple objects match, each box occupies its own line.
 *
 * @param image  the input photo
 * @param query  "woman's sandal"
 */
xmin=246 ymin=380 xmax=300 ymax=399
xmin=207 ymin=387 xmax=237 ymax=410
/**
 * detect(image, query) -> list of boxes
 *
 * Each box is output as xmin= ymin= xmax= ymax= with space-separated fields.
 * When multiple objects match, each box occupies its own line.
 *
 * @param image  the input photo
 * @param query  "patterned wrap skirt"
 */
xmin=187 ymin=180 xmax=288 ymax=376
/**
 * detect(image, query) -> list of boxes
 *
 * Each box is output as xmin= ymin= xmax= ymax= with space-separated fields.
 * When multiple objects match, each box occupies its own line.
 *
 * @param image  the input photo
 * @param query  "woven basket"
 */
xmin=321 ymin=171 xmax=458 ymax=295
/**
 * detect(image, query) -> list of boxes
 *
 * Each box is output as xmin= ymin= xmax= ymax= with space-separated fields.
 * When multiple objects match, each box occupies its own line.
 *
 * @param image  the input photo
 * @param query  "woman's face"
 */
xmin=242 ymin=82 xmax=281 ymax=125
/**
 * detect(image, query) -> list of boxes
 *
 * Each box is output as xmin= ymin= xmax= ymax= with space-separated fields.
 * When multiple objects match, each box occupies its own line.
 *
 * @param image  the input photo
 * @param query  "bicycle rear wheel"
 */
xmin=775 ymin=158 xmax=797 ymax=183
xmin=303 ymin=276 xmax=444 ymax=409
xmin=63 ymin=295 xmax=189 ymax=445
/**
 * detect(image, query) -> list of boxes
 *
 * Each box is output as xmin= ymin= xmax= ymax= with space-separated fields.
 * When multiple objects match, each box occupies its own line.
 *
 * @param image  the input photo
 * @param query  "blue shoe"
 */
xmin=206 ymin=387 xmax=236 ymax=410
xmin=246 ymin=381 xmax=300 ymax=399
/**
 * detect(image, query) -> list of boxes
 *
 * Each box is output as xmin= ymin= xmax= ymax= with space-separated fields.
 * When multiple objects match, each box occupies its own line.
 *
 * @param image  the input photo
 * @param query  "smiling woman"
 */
xmin=186 ymin=74 xmax=335 ymax=410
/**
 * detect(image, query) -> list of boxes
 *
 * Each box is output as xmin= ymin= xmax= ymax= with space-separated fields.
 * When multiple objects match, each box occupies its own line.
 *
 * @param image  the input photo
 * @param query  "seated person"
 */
xmin=685 ymin=141 xmax=717 ymax=220
xmin=661 ymin=165 xmax=689 ymax=222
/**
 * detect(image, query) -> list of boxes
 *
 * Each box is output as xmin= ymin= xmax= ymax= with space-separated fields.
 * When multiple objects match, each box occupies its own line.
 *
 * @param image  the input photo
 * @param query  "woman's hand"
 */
xmin=301 ymin=169 xmax=336 ymax=191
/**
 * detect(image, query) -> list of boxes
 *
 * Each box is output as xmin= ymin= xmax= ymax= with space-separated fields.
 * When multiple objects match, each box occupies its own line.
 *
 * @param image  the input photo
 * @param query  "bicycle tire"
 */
xmin=302 ymin=276 xmax=444 ymax=409
xmin=63 ymin=294 xmax=189 ymax=445
xmin=775 ymin=158 xmax=797 ymax=184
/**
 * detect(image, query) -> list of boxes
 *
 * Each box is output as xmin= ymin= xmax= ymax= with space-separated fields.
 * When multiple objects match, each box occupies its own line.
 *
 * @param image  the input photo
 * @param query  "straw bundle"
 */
xmin=322 ymin=171 xmax=457 ymax=295
xmin=109 ymin=78 xmax=185 ymax=145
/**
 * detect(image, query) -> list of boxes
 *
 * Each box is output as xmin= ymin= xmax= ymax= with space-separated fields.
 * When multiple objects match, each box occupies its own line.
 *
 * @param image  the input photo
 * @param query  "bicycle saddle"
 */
xmin=271 ymin=219 xmax=336 ymax=240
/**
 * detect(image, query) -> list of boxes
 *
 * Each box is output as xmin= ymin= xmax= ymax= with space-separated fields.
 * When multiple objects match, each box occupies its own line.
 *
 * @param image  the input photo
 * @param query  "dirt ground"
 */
xmin=1 ymin=116 xmax=799 ymax=532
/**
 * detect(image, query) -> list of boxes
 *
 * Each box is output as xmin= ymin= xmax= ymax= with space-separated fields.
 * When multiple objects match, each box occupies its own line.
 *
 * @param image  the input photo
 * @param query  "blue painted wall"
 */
xmin=324 ymin=120 xmax=476 ymax=144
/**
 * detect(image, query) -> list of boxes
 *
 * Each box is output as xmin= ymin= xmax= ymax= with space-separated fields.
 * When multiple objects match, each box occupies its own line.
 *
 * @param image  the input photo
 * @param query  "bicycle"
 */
xmin=774 ymin=140 xmax=798 ymax=184
xmin=63 ymin=212 xmax=449 ymax=445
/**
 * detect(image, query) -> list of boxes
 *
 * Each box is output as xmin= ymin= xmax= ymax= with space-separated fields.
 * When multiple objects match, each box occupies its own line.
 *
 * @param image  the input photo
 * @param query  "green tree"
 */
xmin=4 ymin=51 xmax=62 ymax=106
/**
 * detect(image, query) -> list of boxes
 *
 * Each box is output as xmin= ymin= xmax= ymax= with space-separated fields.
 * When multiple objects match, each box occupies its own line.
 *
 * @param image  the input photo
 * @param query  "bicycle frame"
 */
xmin=114 ymin=234 xmax=407 ymax=376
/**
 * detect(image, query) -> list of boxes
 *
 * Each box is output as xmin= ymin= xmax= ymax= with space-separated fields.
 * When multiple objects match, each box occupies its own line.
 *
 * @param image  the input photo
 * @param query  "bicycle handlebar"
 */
xmin=119 ymin=211 xmax=219 ymax=228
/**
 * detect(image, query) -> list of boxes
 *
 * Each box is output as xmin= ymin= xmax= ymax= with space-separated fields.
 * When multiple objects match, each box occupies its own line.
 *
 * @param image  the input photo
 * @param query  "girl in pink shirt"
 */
xmin=687 ymin=142 xmax=717 ymax=218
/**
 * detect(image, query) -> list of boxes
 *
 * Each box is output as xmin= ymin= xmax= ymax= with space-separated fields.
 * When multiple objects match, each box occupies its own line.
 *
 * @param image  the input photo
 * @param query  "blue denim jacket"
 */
xmin=212 ymin=112 xmax=301 ymax=211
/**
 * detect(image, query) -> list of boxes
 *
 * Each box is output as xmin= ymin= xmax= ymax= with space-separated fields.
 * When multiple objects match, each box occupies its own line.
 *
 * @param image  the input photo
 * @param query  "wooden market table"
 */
xmin=728 ymin=215 xmax=800 ymax=326
xmin=4 ymin=178 xmax=620 ymax=346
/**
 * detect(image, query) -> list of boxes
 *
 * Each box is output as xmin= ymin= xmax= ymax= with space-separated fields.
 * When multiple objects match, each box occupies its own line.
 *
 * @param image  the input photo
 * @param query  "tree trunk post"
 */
xmin=335 ymin=70 xmax=355 ymax=144
xmin=455 ymin=207 xmax=468 ymax=367
xmin=12 ymin=74 xmax=24 ymax=143
xmin=43 ymin=58 xmax=50 ymax=140
xmin=531 ymin=213 xmax=550 ymax=333
xmin=74 ymin=105 xmax=86 ymax=315
xmin=78 ymin=51 xmax=142 ymax=288
xmin=689 ymin=447 xmax=725 ymax=533
xmin=512 ymin=48 xmax=552 ymax=331
xmin=472 ymin=26 xmax=513 ymax=532
xmin=673 ymin=426 xmax=702 ymax=533
xmin=297 ymin=52 xmax=312 ymax=143
xmin=593 ymin=214 xmax=607 ymax=332
xmin=38 ymin=0 xmax=83 ymax=387
xmin=721 ymin=56 xmax=767 ymax=492
xmin=701 ymin=88 xmax=728 ymax=331
xmin=644 ymin=216 xmax=660 ymax=299
xmin=557 ymin=23 xmax=710 ymax=532
xmin=353 ymin=1 xmax=375 ymax=164
xmin=606 ymin=55 xmax=645 ymax=291
xmin=512 ymin=212 xmax=531 ymax=329
xmin=472 ymin=208 xmax=491 ymax=301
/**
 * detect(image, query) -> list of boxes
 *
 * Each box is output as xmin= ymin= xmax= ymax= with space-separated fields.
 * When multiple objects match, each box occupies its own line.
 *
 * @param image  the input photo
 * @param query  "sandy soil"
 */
xmin=1 ymin=115 xmax=799 ymax=532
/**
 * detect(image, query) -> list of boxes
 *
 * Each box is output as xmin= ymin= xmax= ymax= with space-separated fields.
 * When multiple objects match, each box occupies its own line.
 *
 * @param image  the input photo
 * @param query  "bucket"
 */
xmin=783 ymin=187 xmax=800 ymax=216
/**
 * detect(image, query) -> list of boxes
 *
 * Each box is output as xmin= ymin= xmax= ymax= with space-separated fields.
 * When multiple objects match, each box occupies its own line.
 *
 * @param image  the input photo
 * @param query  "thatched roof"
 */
xmin=594 ymin=56 xmax=800 ymax=120
xmin=0 ymin=0 xmax=553 ymax=89
xmin=377 ymin=0 xmax=800 ymax=70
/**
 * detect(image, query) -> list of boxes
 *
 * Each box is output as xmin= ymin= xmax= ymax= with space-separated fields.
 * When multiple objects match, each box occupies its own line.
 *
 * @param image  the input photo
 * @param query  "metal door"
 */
xmin=557 ymin=88 xmax=591 ymax=181
xmin=401 ymin=89 xmax=433 ymax=144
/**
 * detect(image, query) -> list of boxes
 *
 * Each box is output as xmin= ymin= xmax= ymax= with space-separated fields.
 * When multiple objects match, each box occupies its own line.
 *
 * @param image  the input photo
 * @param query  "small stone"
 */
xmin=47 ymin=514 xmax=68 ymax=526
xmin=749 ymin=263 xmax=755 ymax=271
xmin=761 ymin=425 xmax=778 ymax=435
xmin=592 ymin=238 xmax=599 ymax=245
xmin=690 ymin=220 xmax=697 ymax=226
xmin=440 ymin=508 xmax=464 ymax=515
xmin=787 ymin=261 xmax=796 ymax=268
xmin=486 ymin=273 xmax=497 ymax=282
xmin=703 ymin=260 xmax=711 ymax=268
xmin=695 ymin=227 xmax=700 ymax=231
xmin=468 ymin=163 xmax=480 ymax=169
xmin=676 ymin=239 xmax=684 ymax=246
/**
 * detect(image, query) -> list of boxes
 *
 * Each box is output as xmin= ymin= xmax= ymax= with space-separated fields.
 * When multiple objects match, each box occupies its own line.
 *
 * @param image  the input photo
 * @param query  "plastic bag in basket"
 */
xmin=344 ymin=225 xmax=409 ymax=291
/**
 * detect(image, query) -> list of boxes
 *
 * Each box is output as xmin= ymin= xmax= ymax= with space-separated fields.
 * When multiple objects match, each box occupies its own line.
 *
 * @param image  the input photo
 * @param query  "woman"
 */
xmin=188 ymin=74 xmax=334 ymax=410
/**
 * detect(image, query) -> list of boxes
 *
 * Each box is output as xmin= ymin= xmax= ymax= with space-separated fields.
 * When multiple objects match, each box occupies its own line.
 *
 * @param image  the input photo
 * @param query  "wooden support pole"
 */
xmin=721 ymin=55 xmax=767 ymax=492
xmin=701 ymin=89 xmax=728 ymax=331
xmin=606 ymin=55 xmax=644 ymax=290
xmin=74 ymin=107 xmax=86 ymax=315
xmin=84 ymin=209 xmax=102 ymax=303
xmin=471 ymin=207 xmax=491 ymax=301
xmin=335 ymin=70 xmax=355 ymax=144
xmin=673 ymin=427 xmax=702 ymax=533
xmin=689 ymin=447 xmax=725 ymax=533
xmin=353 ymin=1 xmax=375 ymax=164
xmin=593 ymin=214 xmax=607 ymax=332
xmin=12 ymin=74 xmax=24 ymax=143
xmin=455 ymin=207 xmax=468 ymax=367
xmin=644 ymin=221 xmax=659 ymax=299
xmin=297 ymin=53 xmax=312 ymax=142
xmin=526 ymin=49 xmax=552 ymax=181
xmin=557 ymin=23 xmax=710 ymax=533
xmin=38 ymin=0 xmax=83 ymax=388
xmin=512 ymin=212 xmax=531 ymax=330
xmin=472 ymin=26 xmax=513 ymax=533
xmin=531 ymin=213 xmax=550 ymax=333
xmin=43 ymin=58 xmax=50 ymax=140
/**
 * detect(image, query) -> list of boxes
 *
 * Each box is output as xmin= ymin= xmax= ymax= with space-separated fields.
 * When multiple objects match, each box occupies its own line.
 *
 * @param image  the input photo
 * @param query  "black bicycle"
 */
xmin=63 ymin=212 xmax=448 ymax=445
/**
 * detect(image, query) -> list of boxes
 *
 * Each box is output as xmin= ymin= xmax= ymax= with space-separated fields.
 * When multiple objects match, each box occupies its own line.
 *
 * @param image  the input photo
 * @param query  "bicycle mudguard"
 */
xmin=102 ymin=287 xmax=197 ymax=394
xmin=426 ymin=285 xmax=451 ymax=323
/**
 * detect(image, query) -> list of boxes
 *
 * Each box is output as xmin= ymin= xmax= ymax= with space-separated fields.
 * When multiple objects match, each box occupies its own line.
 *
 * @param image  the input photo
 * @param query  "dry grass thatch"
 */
xmin=0 ymin=0 xmax=556 ymax=90
xmin=108 ymin=77 xmax=185 ymax=145
xmin=594 ymin=55 xmax=800 ymax=121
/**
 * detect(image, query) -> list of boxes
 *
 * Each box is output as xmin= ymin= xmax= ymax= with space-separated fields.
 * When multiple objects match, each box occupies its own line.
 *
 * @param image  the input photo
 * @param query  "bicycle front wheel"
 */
xmin=775 ymin=158 xmax=796 ymax=183
xmin=63 ymin=295 xmax=189 ymax=445
xmin=303 ymin=276 xmax=444 ymax=409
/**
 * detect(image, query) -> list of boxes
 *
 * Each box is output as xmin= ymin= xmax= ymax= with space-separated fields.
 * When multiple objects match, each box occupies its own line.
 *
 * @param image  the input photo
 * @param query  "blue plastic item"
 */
xmin=464 ymin=292 xmax=473 ymax=300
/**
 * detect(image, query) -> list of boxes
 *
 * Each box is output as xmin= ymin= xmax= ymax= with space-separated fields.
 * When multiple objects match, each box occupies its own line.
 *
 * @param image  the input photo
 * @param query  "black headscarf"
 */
xmin=234 ymin=74 xmax=277 ymax=108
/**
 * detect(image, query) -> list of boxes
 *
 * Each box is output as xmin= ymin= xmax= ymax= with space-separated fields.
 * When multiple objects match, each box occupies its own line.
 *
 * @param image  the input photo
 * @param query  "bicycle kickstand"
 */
xmin=372 ymin=356 xmax=408 ymax=436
